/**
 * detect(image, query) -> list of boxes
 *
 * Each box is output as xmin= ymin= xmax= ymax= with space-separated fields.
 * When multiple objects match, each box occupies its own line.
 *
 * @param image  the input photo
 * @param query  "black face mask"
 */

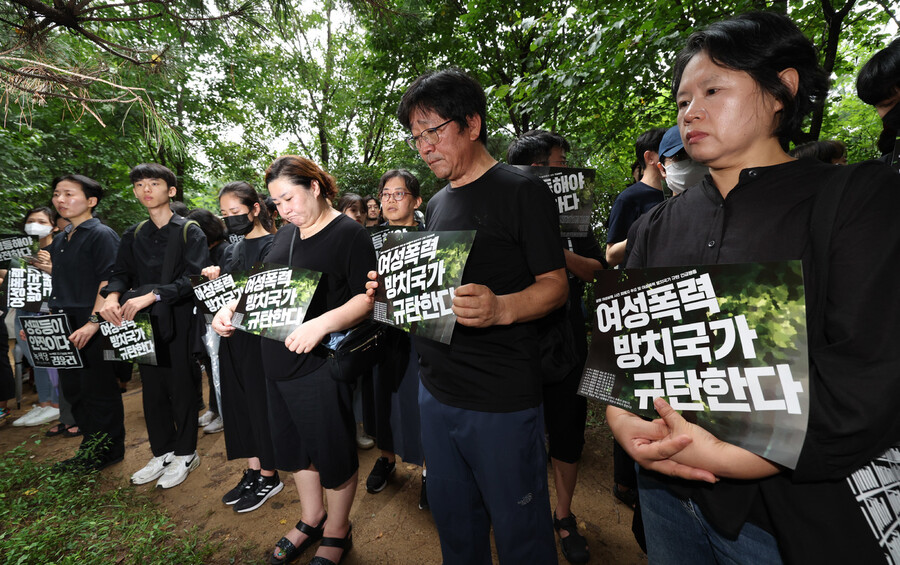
xmin=224 ymin=214 xmax=253 ymax=236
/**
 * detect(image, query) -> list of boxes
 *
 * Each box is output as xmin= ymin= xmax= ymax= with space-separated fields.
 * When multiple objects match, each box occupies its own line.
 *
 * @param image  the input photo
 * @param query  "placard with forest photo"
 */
xmin=579 ymin=261 xmax=809 ymax=469
xmin=373 ymin=230 xmax=475 ymax=344
xmin=231 ymin=263 xmax=321 ymax=342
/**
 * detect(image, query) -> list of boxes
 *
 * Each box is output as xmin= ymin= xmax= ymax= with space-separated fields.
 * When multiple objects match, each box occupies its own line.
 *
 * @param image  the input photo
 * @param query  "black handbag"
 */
xmin=325 ymin=320 xmax=386 ymax=383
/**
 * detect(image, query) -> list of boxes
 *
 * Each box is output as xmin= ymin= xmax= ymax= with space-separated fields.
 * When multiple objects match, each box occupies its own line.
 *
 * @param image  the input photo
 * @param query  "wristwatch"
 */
xmin=88 ymin=314 xmax=100 ymax=324
xmin=153 ymin=288 xmax=162 ymax=302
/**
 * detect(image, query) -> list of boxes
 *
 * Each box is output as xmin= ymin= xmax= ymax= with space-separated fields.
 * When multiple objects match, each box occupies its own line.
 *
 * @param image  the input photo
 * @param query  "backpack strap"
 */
xmin=160 ymin=216 xmax=199 ymax=284
xmin=133 ymin=219 xmax=149 ymax=238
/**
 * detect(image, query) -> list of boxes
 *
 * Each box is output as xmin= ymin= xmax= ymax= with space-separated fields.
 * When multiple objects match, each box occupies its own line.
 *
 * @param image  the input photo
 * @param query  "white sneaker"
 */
xmin=198 ymin=410 xmax=217 ymax=427
xmin=156 ymin=452 xmax=200 ymax=489
xmin=13 ymin=405 xmax=43 ymax=426
xmin=30 ymin=406 xmax=60 ymax=425
xmin=203 ymin=416 xmax=224 ymax=434
xmin=131 ymin=452 xmax=175 ymax=485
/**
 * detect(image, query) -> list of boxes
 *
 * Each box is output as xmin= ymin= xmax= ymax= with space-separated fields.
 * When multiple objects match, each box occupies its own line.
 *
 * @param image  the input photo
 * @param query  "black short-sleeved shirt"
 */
xmin=220 ymin=234 xmax=275 ymax=273
xmin=414 ymin=163 xmax=565 ymax=412
xmin=47 ymin=218 xmax=120 ymax=325
xmin=103 ymin=214 xmax=210 ymax=304
xmin=627 ymin=158 xmax=900 ymax=561
xmin=260 ymin=214 xmax=376 ymax=381
xmin=606 ymin=181 xmax=665 ymax=245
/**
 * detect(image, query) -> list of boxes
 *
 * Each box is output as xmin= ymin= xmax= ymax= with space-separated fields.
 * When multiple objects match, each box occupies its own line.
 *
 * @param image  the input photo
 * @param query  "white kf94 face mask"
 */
xmin=24 ymin=223 xmax=53 ymax=238
xmin=664 ymin=160 xmax=708 ymax=195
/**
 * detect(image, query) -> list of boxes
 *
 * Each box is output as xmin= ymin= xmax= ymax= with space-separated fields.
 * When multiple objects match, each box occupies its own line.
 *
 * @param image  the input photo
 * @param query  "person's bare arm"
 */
xmin=563 ymin=250 xmax=604 ymax=282
xmin=605 ymin=241 xmax=627 ymax=267
xmin=453 ymin=268 xmax=568 ymax=328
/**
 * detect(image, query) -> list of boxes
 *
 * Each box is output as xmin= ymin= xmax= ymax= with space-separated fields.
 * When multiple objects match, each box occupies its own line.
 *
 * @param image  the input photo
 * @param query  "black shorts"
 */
xmin=266 ymin=363 xmax=358 ymax=489
xmin=542 ymin=362 xmax=587 ymax=464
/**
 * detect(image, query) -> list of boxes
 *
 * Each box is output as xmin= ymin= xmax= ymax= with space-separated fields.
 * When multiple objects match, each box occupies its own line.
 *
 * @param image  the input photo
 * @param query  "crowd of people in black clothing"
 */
xmin=0 ymin=10 xmax=899 ymax=565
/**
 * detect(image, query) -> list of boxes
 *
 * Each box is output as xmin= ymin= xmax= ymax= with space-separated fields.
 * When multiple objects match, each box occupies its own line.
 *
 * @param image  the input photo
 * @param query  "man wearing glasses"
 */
xmin=397 ymin=69 xmax=567 ymax=564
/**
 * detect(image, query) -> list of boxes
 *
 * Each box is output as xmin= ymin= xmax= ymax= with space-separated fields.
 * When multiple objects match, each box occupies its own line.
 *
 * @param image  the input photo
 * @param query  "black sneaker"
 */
xmin=366 ymin=457 xmax=395 ymax=494
xmin=418 ymin=474 xmax=429 ymax=511
xmin=234 ymin=472 xmax=284 ymax=513
xmin=222 ymin=469 xmax=259 ymax=505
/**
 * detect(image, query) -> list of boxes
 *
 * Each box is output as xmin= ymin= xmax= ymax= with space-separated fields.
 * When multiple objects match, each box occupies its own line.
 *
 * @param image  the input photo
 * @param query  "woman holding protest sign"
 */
xmin=11 ymin=206 xmax=64 ymax=429
xmin=607 ymin=12 xmax=900 ymax=563
xmin=363 ymin=169 xmax=428 ymax=508
xmin=200 ymin=181 xmax=283 ymax=514
xmin=44 ymin=175 xmax=126 ymax=470
xmin=212 ymin=156 xmax=375 ymax=565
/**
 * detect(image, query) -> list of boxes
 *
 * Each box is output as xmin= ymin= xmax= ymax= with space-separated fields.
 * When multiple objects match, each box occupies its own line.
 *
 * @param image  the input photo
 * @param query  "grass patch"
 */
xmin=0 ymin=444 xmax=218 ymax=565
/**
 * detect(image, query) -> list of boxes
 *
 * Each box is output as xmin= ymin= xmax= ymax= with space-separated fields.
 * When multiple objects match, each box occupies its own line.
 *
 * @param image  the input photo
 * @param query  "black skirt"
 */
xmin=266 ymin=362 xmax=357 ymax=489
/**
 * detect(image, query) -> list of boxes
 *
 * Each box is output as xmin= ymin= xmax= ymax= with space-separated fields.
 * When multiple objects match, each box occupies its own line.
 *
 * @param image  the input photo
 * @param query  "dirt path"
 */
xmin=1 ymin=376 xmax=646 ymax=564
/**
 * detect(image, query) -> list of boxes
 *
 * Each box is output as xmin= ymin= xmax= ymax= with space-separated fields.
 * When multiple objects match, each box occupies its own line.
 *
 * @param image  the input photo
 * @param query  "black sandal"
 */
xmin=308 ymin=524 xmax=352 ymax=565
xmin=45 ymin=423 xmax=66 ymax=437
xmin=269 ymin=513 xmax=327 ymax=565
xmin=613 ymin=483 xmax=638 ymax=509
xmin=554 ymin=512 xmax=589 ymax=564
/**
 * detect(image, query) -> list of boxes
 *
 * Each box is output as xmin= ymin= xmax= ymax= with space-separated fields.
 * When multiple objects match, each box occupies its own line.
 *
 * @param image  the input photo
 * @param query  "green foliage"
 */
xmin=0 ymin=443 xmax=217 ymax=564
xmin=0 ymin=0 xmax=896 ymax=238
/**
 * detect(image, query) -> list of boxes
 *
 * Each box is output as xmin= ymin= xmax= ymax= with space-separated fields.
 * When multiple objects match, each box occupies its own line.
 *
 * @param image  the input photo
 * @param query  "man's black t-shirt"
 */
xmin=606 ymin=181 xmax=664 ymax=244
xmin=627 ymin=158 xmax=900 ymax=562
xmin=260 ymin=214 xmax=375 ymax=381
xmin=414 ymin=163 xmax=565 ymax=412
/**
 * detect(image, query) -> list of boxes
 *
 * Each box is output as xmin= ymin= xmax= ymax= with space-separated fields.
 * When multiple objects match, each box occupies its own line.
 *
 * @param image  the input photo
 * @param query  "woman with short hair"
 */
xmin=213 ymin=156 xmax=375 ymax=565
xmin=608 ymin=12 xmax=900 ymax=563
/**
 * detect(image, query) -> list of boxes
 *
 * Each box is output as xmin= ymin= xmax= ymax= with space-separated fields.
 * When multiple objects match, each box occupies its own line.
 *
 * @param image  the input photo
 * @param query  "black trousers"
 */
xmin=219 ymin=330 xmax=275 ymax=469
xmin=60 ymin=333 xmax=127 ymax=459
xmin=138 ymin=303 xmax=199 ymax=457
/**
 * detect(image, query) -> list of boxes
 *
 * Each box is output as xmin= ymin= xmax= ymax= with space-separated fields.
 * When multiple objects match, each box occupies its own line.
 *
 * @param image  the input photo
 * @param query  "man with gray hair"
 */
xmin=397 ymin=69 xmax=567 ymax=564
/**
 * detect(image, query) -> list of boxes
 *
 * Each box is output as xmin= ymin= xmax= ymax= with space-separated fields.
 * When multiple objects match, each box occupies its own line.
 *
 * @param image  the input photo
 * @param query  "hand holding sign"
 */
xmin=212 ymin=302 xmax=238 ymax=337
xmin=452 ymin=283 xmax=507 ymax=327
xmin=99 ymin=295 xmax=123 ymax=326
xmin=68 ymin=321 xmax=100 ymax=349
xmin=284 ymin=317 xmax=328 ymax=354
xmin=122 ymin=291 xmax=156 ymax=321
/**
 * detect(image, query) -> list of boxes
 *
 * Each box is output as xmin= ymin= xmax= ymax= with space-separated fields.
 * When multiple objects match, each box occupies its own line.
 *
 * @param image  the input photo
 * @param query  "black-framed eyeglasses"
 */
xmin=405 ymin=119 xmax=454 ymax=150
xmin=379 ymin=190 xmax=411 ymax=201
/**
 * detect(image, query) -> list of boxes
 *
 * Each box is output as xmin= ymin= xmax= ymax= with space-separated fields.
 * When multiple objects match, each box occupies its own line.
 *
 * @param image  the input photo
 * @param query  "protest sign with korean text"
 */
xmin=373 ymin=230 xmax=475 ymax=344
xmin=191 ymin=272 xmax=248 ymax=320
xmin=0 ymin=234 xmax=39 ymax=262
xmin=368 ymin=225 xmax=417 ymax=252
xmin=514 ymin=166 xmax=595 ymax=238
xmin=21 ymin=314 xmax=83 ymax=369
xmin=100 ymin=313 xmax=157 ymax=365
xmin=231 ymin=263 xmax=321 ymax=342
xmin=579 ymin=261 xmax=809 ymax=469
xmin=5 ymin=258 xmax=52 ymax=312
